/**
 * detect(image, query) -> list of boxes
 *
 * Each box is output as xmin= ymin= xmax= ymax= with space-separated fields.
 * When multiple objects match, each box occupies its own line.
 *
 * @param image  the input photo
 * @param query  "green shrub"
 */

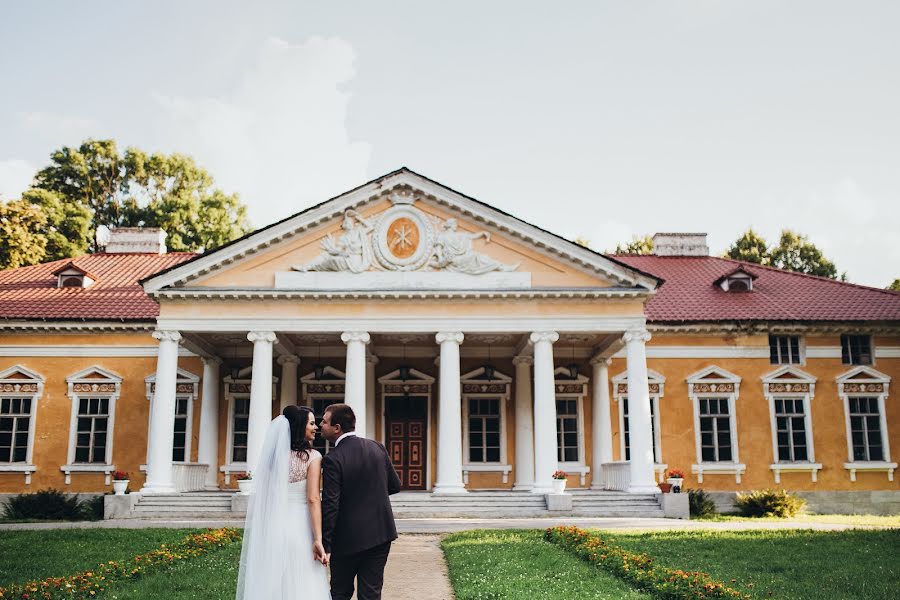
xmin=687 ymin=488 xmax=718 ymax=518
xmin=2 ymin=489 xmax=84 ymax=521
xmin=79 ymin=494 xmax=105 ymax=521
xmin=735 ymin=488 xmax=806 ymax=518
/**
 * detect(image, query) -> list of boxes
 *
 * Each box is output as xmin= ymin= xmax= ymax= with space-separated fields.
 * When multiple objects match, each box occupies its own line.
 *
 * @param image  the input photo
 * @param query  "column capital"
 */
xmin=435 ymin=331 xmax=464 ymax=345
xmin=512 ymin=355 xmax=534 ymax=367
xmin=153 ymin=329 xmax=182 ymax=343
xmin=277 ymin=354 xmax=301 ymax=366
xmin=341 ymin=331 xmax=371 ymax=345
xmin=623 ymin=328 xmax=651 ymax=344
xmin=589 ymin=356 xmax=612 ymax=366
xmin=248 ymin=330 xmax=278 ymax=344
xmin=202 ymin=356 xmax=224 ymax=366
xmin=529 ymin=331 xmax=559 ymax=345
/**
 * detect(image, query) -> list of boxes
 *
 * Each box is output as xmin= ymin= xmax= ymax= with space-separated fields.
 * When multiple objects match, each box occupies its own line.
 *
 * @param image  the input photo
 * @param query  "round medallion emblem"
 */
xmin=386 ymin=217 xmax=420 ymax=259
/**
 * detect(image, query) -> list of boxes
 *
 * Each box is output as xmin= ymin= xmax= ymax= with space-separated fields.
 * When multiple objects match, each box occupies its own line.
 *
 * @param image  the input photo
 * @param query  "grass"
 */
xmin=0 ymin=528 xmax=195 ymax=587
xmin=603 ymin=528 xmax=900 ymax=600
xmin=442 ymin=529 xmax=649 ymax=600
xmin=695 ymin=513 xmax=900 ymax=528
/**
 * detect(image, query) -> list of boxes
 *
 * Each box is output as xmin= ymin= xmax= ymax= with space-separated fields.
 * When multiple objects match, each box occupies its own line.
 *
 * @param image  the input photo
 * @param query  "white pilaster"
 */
xmin=590 ymin=358 xmax=614 ymax=490
xmin=366 ymin=354 xmax=379 ymax=440
xmin=278 ymin=354 xmax=300 ymax=412
xmin=530 ymin=331 xmax=559 ymax=494
xmin=341 ymin=331 xmax=370 ymax=437
xmin=434 ymin=331 xmax=467 ymax=494
xmin=512 ymin=355 xmax=535 ymax=491
xmin=197 ymin=357 xmax=221 ymax=490
xmin=141 ymin=330 xmax=181 ymax=494
xmin=624 ymin=328 xmax=659 ymax=493
xmin=247 ymin=331 xmax=277 ymax=474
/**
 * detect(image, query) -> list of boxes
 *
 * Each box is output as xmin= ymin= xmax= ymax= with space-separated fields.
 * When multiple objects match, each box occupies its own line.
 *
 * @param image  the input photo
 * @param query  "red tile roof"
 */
xmin=0 ymin=253 xmax=196 ymax=321
xmin=612 ymin=255 xmax=900 ymax=323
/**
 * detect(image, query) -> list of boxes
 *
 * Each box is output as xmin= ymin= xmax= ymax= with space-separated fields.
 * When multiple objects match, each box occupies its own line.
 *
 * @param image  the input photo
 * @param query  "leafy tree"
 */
xmin=22 ymin=189 xmax=92 ymax=261
xmin=888 ymin=279 xmax=900 ymax=291
xmin=770 ymin=230 xmax=842 ymax=280
xmin=613 ymin=235 xmax=653 ymax=255
xmin=725 ymin=228 xmax=770 ymax=264
xmin=32 ymin=139 xmax=250 ymax=252
xmin=0 ymin=199 xmax=48 ymax=269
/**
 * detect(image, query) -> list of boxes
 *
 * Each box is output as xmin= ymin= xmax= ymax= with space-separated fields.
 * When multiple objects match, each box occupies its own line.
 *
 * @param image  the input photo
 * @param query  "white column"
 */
xmin=278 ymin=354 xmax=300 ymax=412
xmin=247 ymin=331 xmax=277 ymax=474
xmin=141 ymin=330 xmax=181 ymax=494
xmin=366 ymin=354 xmax=379 ymax=440
xmin=530 ymin=331 xmax=559 ymax=494
xmin=198 ymin=357 xmax=221 ymax=490
xmin=512 ymin=355 xmax=535 ymax=491
xmin=341 ymin=331 xmax=370 ymax=437
xmin=434 ymin=331 xmax=466 ymax=494
xmin=624 ymin=328 xmax=659 ymax=493
xmin=590 ymin=357 xmax=614 ymax=490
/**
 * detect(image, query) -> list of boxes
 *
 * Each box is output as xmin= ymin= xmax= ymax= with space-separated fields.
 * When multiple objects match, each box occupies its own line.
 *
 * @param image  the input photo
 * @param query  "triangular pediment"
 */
xmin=67 ymin=366 xmax=122 ymax=383
xmin=686 ymin=366 xmax=741 ymax=384
xmin=0 ymin=365 xmax=44 ymax=383
xmin=143 ymin=168 xmax=659 ymax=295
xmin=837 ymin=366 xmax=890 ymax=384
xmin=762 ymin=366 xmax=816 ymax=384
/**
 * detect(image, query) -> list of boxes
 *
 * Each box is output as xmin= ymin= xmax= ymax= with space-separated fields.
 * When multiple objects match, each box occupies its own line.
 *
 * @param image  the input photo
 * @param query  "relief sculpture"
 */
xmin=291 ymin=210 xmax=374 ymax=273
xmin=430 ymin=218 xmax=518 ymax=274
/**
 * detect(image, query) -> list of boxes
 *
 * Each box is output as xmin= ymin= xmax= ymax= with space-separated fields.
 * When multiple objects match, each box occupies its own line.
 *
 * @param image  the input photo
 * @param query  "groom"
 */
xmin=319 ymin=403 xmax=402 ymax=600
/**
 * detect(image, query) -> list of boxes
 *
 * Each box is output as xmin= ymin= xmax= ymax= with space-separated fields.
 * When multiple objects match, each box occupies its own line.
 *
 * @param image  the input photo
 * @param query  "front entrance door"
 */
xmin=385 ymin=395 xmax=427 ymax=490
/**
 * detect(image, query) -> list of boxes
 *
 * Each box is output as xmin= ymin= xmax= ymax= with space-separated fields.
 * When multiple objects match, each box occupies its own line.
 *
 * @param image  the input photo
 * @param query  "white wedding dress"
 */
xmin=236 ymin=416 xmax=332 ymax=599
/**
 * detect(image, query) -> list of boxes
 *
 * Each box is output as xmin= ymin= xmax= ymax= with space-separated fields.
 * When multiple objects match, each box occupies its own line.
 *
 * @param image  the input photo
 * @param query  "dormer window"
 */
xmin=52 ymin=263 xmax=95 ymax=289
xmin=716 ymin=268 xmax=758 ymax=292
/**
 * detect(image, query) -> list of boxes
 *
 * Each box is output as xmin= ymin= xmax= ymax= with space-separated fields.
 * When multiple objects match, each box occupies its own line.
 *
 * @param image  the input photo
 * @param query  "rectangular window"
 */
xmin=622 ymin=397 xmax=659 ymax=463
xmin=849 ymin=396 xmax=884 ymax=461
xmin=774 ymin=397 xmax=808 ymax=462
xmin=698 ymin=397 xmax=733 ymax=462
xmin=74 ymin=397 xmax=109 ymax=464
xmin=841 ymin=334 xmax=873 ymax=365
xmin=172 ymin=397 xmax=189 ymax=462
xmin=0 ymin=397 xmax=31 ymax=463
xmin=311 ymin=398 xmax=337 ymax=455
xmin=556 ymin=399 xmax=579 ymax=462
xmin=468 ymin=397 xmax=501 ymax=463
xmin=769 ymin=335 xmax=802 ymax=365
xmin=231 ymin=397 xmax=250 ymax=463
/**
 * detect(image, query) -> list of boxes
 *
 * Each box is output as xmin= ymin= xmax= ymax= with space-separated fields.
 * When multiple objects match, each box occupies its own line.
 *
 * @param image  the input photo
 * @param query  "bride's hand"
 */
xmin=313 ymin=540 xmax=327 ymax=564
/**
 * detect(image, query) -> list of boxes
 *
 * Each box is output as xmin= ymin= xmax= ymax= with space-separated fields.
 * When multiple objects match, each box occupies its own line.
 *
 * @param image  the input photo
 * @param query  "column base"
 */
xmin=512 ymin=483 xmax=534 ymax=492
xmin=590 ymin=484 xmax=608 ymax=491
xmin=139 ymin=484 xmax=176 ymax=495
xmin=432 ymin=483 xmax=468 ymax=495
xmin=627 ymin=483 xmax=661 ymax=494
xmin=531 ymin=483 xmax=553 ymax=494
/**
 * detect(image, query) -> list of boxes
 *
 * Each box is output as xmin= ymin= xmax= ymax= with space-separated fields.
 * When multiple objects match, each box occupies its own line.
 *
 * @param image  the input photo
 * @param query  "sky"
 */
xmin=1 ymin=1 xmax=898 ymax=287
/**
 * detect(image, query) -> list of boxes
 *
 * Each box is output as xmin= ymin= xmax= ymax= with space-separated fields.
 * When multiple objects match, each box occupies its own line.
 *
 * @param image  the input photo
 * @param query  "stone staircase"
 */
xmin=130 ymin=491 xmax=242 ymax=519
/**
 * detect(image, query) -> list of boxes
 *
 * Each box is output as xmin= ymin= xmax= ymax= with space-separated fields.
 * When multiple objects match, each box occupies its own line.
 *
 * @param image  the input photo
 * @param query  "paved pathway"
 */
xmin=376 ymin=534 xmax=453 ymax=600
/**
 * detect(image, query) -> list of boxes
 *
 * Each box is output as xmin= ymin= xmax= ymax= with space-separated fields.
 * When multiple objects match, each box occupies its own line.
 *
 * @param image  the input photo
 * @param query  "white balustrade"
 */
xmin=173 ymin=463 xmax=210 ymax=492
xmin=600 ymin=461 xmax=631 ymax=491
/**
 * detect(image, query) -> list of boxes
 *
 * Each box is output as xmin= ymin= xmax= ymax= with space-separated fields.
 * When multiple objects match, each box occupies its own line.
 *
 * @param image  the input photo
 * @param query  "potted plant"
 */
xmin=551 ymin=470 xmax=568 ymax=494
xmin=658 ymin=482 xmax=673 ymax=493
xmin=112 ymin=471 xmax=130 ymax=495
xmin=666 ymin=468 xmax=685 ymax=493
xmin=236 ymin=472 xmax=253 ymax=494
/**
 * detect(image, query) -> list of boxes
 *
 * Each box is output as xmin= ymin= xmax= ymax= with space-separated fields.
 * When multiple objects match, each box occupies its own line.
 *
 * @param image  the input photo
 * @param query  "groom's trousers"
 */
xmin=330 ymin=541 xmax=392 ymax=600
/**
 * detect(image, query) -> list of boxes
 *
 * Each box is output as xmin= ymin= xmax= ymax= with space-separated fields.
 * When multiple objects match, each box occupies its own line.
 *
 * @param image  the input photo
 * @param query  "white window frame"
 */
xmin=687 ymin=366 xmax=746 ymax=483
xmin=61 ymin=366 xmax=122 ymax=485
xmin=768 ymin=334 xmax=806 ymax=366
xmin=762 ymin=366 xmax=821 ymax=483
xmin=220 ymin=368 xmax=277 ymax=484
xmin=379 ymin=367 xmax=434 ymax=491
xmin=300 ymin=365 xmax=346 ymax=456
xmin=553 ymin=367 xmax=590 ymax=485
xmin=461 ymin=366 xmax=512 ymax=484
xmin=612 ymin=368 xmax=667 ymax=483
xmin=837 ymin=366 xmax=895 ymax=482
xmin=0 ymin=365 xmax=44 ymax=485
xmin=140 ymin=368 xmax=200 ymax=471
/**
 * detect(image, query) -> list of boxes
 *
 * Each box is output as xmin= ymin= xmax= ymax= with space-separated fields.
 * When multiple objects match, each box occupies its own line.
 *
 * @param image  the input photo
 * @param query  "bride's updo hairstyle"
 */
xmin=282 ymin=405 xmax=314 ymax=457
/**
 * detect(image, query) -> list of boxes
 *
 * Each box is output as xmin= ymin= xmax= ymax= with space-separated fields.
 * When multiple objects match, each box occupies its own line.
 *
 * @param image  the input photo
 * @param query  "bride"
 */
xmin=236 ymin=405 xmax=331 ymax=599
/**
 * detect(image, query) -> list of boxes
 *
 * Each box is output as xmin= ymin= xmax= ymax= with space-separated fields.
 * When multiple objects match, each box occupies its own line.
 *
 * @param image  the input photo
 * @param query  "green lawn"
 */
xmin=442 ymin=529 xmax=649 ymax=600
xmin=696 ymin=513 xmax=900 ymax=528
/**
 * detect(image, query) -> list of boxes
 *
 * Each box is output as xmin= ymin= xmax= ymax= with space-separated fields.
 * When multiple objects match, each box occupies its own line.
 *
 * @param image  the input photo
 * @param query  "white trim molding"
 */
xmin=0 ymin=345 xmax=197 ymax=357
xmin=837 ymin=366 xmax=895 ymax=482
xmin=687 ymin=366 xmax=745 ymax=483
xmin=762 ymin=366 xmax=821 ymax=483
xmin=461 ymin=366 xmax=512 ymax=484
xmin=62 ymin=366 xmax=122 ymax=485
xmin=0 ymin=365 xmax=44 ymax=484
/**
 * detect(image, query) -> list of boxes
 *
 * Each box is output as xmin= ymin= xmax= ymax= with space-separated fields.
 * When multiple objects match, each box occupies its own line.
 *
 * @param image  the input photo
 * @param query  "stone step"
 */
xmin=127 ymin=511 xmax=246 ymax=519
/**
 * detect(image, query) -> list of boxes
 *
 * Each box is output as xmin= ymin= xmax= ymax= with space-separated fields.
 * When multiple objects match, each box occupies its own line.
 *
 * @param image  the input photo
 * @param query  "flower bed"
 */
xmin=0 ymin=528 xmax=240 ymax=599
xmin=545 ymin=526 xmax=752 ymax=599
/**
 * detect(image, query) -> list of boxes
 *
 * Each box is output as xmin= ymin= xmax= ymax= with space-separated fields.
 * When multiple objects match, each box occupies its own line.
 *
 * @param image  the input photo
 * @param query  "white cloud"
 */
xmin=0 ymin=159 xmax=36 ymax=201
xmin=19 ymin=111 xmax=99 ymax=143
xmin=151 ymin=36 xmax=371 ymax=227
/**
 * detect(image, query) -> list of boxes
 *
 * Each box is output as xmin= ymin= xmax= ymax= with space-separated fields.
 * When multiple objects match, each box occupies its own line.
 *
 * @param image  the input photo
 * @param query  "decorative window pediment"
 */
xmin=66 ymin=366 xmax=122 ymax=396
xmin=0 ymin=365 xmax=44 ymax=395
xmin=837 ymin=366 xmax=890 ymax=395
xmin=144 ymin=368 xmax=200 ymax=399
xmin=686 ymin=366 xmax=741 ymax=395
xmin=762 ymin=366 xmax=817 ymax=397
xmin=379 ymin=367 xmax=434 ymax=395
xmin=461 ymin=367 xmax=512 ymax=398
xmin=612 ymin=368 xmax=666 ymax=398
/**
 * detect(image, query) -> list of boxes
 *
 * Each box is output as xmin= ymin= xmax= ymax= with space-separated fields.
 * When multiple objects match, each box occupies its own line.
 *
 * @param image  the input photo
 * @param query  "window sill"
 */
xmin=220 ymin=463 xmax=248 ymax=484
xmin=0 ymin=464 xmax=37 ymax=485
xmin=691 ymin=463 xmax=746 ymax=484
xmin=769 ymin=463 xmax=823 ymax=483
xmin=60 ymin=464 xmax=115 ymax=485
xmin=843 ymin=461 xmax=897 ymax=482
xmin=462 ymin=464 xmax=512 ymax=484
xmin=558 ymin=464 xmax=591 ymax=486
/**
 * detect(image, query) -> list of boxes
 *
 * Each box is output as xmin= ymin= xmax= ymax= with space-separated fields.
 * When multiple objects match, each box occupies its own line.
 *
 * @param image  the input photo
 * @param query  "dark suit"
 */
xmin=322 ymin=434 xmax=402 ymax=600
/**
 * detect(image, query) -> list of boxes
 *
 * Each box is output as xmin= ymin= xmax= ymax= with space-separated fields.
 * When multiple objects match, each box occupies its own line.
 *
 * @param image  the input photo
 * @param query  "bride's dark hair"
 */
xmin=282 ymin=405 xmax=314 ymax=457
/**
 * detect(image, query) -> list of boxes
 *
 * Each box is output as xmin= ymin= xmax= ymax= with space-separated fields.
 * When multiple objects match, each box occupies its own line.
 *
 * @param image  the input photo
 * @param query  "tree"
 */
xmin=770 ymin=230 xmax=842 ymax=280
xmin=0 ymin=199 xmax=48 ymax=269
xmin=725 ymin=228 xmax=770 ymax=264
xmin=22 ymin=189 xmax=92 ymax=261
xmin=888 ymin=279 xmax=900 ymax=291
xmin=32 ymin=139 xmax=251 ymax=252
xmin=612 ymin=235 xmax=653 ymax=255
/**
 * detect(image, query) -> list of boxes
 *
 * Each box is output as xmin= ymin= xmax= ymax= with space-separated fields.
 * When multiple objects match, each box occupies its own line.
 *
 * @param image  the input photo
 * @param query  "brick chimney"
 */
xmin=104 ymin=228 xmax=168 ymax=254
xmin=652 ymin=233 xmax=709 ymax=256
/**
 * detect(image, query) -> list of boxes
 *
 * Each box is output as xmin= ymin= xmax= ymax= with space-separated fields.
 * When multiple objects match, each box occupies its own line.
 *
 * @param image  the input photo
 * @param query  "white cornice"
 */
xmin=0 ymin=321 xmax=153 ymax=332
xmin=0 ymin=346 xmax=197 ymax=357
xmin=151 ymin=287 xmax=650 ymax=301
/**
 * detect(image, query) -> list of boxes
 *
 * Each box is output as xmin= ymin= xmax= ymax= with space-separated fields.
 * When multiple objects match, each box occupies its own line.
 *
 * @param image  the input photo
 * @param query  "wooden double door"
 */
xmin=385 ymin=395 xmax=427 ymax=490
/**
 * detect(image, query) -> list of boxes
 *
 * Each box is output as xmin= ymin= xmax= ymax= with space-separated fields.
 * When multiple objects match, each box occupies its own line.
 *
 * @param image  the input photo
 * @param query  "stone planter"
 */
xmin=658 ymin=482 xmax=673 ymax=493
xmin=666 ymin=477 xmax=684 ymax=493
xmin=112 ymin=480 xmax=129 ymax=496
xmin=237 ymin=479 xmax=253 ymax=495
xmin=552 ymin=478 xmax=567 ymax=494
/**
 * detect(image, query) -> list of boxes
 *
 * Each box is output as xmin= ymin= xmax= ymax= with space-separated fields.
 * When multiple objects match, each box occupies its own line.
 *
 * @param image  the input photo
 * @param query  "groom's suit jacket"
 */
xmin=321 ymin=434 xmax=402 ymax=556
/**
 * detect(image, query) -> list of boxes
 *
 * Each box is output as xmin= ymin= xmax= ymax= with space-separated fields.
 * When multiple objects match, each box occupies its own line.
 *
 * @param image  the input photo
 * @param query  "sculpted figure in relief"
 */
xmin=430 ymin=218 xmax=519 ymax=274
xmin=292 ymin=210 xmax=374 ymax=273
